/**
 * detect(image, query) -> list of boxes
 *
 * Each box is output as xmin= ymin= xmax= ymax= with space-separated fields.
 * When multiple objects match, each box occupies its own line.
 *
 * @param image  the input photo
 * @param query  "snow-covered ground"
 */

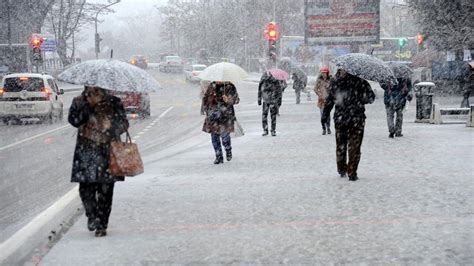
xmin=39 ymin=89 xmax=473 ymax=264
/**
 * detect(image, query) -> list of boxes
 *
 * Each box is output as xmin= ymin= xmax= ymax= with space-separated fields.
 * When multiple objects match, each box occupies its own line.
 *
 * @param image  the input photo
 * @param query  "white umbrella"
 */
xmin=198 ymin=62 xmax=248 ymax=83
xmin=58 ymin=59 xmax=161 ymax=92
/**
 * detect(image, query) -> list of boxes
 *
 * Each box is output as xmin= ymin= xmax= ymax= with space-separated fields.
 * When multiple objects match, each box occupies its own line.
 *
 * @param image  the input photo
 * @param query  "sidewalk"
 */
xmin=40 ymin=96 xmax=473 ymax=264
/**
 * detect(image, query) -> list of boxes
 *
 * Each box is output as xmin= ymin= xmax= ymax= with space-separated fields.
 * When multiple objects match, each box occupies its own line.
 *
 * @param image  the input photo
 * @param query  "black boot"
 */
xmin=262 ymin=130 xmax=269 ymax=136
xmin=271 ymin=131 xmax=277 ymax=136
xmin=395 ymin=133 xmax=403 ymax=137
xmin=327 ymin=128 xmax=331 ymax=134
xmin=322 ymin=129 xmax=326 ymax=135
xmin=87 ymin=217 xmax=98 ymax=231
xmin=389 ymin=132 xmax=394 ymax=138
xmin=95 ymin=229 xmax=107 ymax=237
xmin=214 ymin=155 xmax=224 ymax=164
xmin=226 ymin=150 xmax=232 ymax=161
xmin=348 ymin=175 xmax=359 ymax=181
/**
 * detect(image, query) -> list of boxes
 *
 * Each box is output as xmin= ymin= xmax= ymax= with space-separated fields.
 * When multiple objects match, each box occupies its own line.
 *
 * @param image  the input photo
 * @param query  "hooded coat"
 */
xmin=201 ymin=82 xmax=240 ymax=134
xmin=68 ymin=93 xmax=129 ymax=183
xmin=322 ymin=73 xmax=375 ymax=126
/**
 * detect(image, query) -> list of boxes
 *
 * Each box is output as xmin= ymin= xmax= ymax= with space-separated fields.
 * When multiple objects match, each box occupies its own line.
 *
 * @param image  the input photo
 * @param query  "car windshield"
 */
xmin=193 ymin=66 xmax=206 ymax=71
xmin=4 ymin=77 xmax=44 ymax=92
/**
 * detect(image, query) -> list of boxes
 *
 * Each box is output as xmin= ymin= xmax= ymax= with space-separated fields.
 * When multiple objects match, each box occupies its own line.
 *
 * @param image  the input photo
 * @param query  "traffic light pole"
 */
xmin=94 ymin=0 xmax=120 ymax=59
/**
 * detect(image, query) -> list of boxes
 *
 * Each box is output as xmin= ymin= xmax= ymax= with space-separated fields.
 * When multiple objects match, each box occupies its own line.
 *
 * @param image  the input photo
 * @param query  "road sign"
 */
xmin=41 ymin=39 xmax=56 ymax=52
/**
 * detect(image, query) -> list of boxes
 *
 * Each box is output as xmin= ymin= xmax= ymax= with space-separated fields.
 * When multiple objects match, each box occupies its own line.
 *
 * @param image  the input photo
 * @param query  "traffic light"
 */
xmin=398 ymin=37 xmax=408 ymax=49
xmin=268 ymin=40 xmax=277 ymax=57
xmin=95 ymin=33 xmax=102 ymax=54
xmin=264 ymin=22 xmax=279 ymax=42
xmin=30 ymin=35 xmax=43 ymax=48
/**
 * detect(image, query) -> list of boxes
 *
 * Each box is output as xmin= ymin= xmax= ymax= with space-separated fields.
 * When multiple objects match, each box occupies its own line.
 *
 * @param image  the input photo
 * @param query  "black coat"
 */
xmin=201 ymin=82 xmax=240 ymax=134
xmin=68 ymin=93 xmax=129 ymax=183
xmin=322 ymin=73 xmax=375 ymax=127
xmin=258 ymin=72 xmax=287 ymax=105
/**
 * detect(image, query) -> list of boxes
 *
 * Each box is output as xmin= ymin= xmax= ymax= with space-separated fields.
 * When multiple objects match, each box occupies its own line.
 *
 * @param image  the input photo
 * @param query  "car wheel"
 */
xmin=57 ymin=109 xmax=64 ymax=122
xmin=44 ymin=113 xmax=53 ymax=124
xmin=2 ymin=118 xmax=9 ymax=125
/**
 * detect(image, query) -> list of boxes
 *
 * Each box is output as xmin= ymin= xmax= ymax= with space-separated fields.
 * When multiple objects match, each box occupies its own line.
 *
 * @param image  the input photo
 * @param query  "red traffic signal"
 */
xmin=31 ymin=36 xmax=43 ymax=48
xmin=264 ymin=22 xmax=279 ymax=42
xmin=416 ymin=33 xmax=423 ymax=45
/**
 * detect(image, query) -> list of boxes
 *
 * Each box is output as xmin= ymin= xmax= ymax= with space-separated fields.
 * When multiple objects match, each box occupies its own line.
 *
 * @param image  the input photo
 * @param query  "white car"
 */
xmin=0 ymin=73 xmax=64 ymax=124
xmin=158 ymin=56 xmax=184 ymax=73
xmin=184 ymin=64 xmax=207 ymax=82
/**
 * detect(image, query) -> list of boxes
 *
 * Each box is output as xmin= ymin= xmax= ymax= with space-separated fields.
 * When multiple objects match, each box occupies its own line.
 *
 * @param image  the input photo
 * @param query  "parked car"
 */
xmin=129 ymin=55 xmax=148 ymax=69
xmin=184 ymin=64 xmax=207 ymax=82
xmin=159 ymin=56 xmax=184 ymax=73
xmin=109 ymin=91 xmax=150 ymax=118
xmin=0 ymin=73 xmax=64 ymax=124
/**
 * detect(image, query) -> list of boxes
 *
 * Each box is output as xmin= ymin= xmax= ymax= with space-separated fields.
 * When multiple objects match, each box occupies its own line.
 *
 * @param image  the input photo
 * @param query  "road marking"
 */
xmin=0 ymin=125 xmax=69 ymax=152
xmin=131 ymin=106 xmax=174 ymax=142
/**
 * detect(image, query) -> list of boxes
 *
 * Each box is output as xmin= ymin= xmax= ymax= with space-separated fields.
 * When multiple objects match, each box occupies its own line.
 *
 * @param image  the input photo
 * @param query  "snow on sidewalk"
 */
xmin=40 ymin=97 xmax=474 ymax=265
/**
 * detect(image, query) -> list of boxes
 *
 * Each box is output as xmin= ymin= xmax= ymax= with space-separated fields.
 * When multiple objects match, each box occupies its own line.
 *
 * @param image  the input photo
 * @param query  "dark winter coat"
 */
xmin=322 ymin=73 xmax=375 ymax=127
xmin=292 ymin=73 xmax=307 ymax=92
xmin=383 ymin=78 xmax=413 ymax=108
xmin=258 ymin=72 xmax=287 ymax=105
xmin=69 ymin=93 xmax=129 ymax=183
xmin=201 ymin=82 xmax=240 ymax=134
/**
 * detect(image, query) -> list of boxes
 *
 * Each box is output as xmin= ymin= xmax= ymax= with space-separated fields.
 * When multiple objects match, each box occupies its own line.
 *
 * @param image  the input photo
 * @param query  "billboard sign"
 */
xmin=305 ymin=0 xmax=380 ymax=45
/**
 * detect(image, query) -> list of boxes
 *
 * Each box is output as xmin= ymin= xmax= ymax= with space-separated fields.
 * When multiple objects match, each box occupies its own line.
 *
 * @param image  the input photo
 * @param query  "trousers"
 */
xmin=385 ymin=104 xmax=403 ymax=134
xmin=79 ymin=182 xmax=115 ymax=230
xmin=211 ymin=132 xmax=231 ymax=157
xmin=262 ymin=102 xmax=278 ymax=132
xmin=320 ymin=108 xmax=331 ymax=130
xmin=335 ymin=121 xmax=365 ymax=178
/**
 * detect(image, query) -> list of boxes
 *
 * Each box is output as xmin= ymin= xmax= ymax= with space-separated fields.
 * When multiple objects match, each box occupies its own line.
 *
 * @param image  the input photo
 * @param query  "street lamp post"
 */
xmin=95 ymin=0 xmax=120 ymax=59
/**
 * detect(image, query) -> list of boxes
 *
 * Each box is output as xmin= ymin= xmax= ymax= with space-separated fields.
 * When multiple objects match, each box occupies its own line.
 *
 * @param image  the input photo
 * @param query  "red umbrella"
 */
xmin=268 ymin=68 xmax=289 ymax=81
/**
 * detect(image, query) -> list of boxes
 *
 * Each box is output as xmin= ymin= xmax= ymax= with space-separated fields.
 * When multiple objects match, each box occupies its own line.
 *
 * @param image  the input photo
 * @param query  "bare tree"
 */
xmin=407 ymin=0 xmax=474 ymax=51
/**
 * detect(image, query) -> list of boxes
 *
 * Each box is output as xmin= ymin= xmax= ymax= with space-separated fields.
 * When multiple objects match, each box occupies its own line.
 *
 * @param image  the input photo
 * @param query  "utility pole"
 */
xmin=95 ymin=0 xmax=120 ymax=59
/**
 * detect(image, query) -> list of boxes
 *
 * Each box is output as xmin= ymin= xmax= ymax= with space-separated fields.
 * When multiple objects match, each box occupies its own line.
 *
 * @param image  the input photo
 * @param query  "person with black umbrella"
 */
xmin=383 ymin=78 xmax=413 ymax=138
xmin=322 ymin=69 xmax=375 ymax=181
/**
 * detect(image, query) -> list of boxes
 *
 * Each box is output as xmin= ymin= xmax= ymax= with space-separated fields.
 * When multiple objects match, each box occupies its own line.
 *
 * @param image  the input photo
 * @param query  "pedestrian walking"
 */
xmin=314 ymin=66 xmax=332 ymax=135
xmin=258 ymin=71 xmax=287 ymax=136
xmin=322 ymin=69 xmax=375 ymax=181
xmin=384 ymin=78 xmax=413 ymax=138
xmin=291 ymin=70 xmax=307 ymax=104
xmin=201 ymin=81 xmax=240 ymax=164
xmin=68 ymin=86 xmax=129 ymax=237
xmin=460 ymin=62 xmax=473 ymax=108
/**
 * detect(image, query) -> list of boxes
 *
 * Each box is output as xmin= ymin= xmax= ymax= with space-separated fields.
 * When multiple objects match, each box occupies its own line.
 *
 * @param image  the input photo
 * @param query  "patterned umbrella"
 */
xmin=386 ymin=62 xmax=413 ymax=79
xmin=333 ymin=53 xmax=397 ymax=84
xmin=58 ymin=59 xmax=161 ymax=92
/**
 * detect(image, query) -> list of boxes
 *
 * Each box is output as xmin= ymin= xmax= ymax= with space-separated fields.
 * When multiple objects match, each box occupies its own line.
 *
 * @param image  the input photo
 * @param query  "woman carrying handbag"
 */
xmin=201 ymin=81 xmax=240 ymax=164
xmin=68 ymin=86 xmax=129 ymax=237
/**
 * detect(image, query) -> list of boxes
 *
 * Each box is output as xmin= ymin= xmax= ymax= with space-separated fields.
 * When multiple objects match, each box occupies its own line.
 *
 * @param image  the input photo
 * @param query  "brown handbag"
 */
xmin=109 ymin=131 xmax=144 ymax=177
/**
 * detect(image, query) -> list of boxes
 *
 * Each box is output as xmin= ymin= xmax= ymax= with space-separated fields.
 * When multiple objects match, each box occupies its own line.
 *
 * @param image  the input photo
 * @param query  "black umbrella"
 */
xmin=386 ymin=62 xmax=413 ymax=79
xmin=333 ymin=53 xmax=397 ymax=85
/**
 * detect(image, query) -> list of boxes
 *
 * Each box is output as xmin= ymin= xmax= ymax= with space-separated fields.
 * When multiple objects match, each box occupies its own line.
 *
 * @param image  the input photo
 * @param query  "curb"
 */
xmin=0 ymin=186 xmax=82 ymax=265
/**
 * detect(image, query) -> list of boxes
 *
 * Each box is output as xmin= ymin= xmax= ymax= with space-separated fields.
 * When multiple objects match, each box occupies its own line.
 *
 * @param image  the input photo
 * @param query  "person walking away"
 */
xmin=384 ymin=78 xmax=413 ymax=138
xmin=322 ymin=69 xmax=375 ymax=181
xmin=460 ymin=63 xmax=473 ymax=108
xmin=201 ymin=81 xmax=240 ymax=164
xmin=68 ymin=86 xmax=129 ymax=237
xmin=258 ymin=71 xmax=286 ymax=136
xmin=314 ymin=66 xmax=332 ymax=135
xmin=291 ymin=71 xmax=307 ymax=104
